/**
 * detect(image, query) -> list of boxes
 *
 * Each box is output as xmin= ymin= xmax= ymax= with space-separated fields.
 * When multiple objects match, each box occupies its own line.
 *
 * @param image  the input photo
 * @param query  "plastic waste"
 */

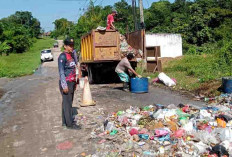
xmin=143 ymin=106 xmax=151 ymax=111
xmin=167 ymin=121 xmax=178 ymax=132
xmin=176 ymin=109 xmax=191 ymax=118
xmin=219 ymin=128 xmax=232 ymax=142
xmin=167 ymin=104 xmax=178 ymax=109
xmin=201 ymin=106 xmax=219 ymax=111
xmin=129 ymin=128 xmax=139 ymax=136
xmin=204 ymin=97 xmax=216 ymax=102
xmin=143 ymin=151 xmax=156 ymax=156
xmin=116 ymin=111 xmax=124 ymax=116
xmin=216 ymin=114 xmax=232 ymax=123
xmin=159 ymin=146 xmax=165 ymax=154
xmin=182 ymin=121 xmax=194 ymax=132
xmin=158 ymin=72 xmax=176 ymax=87
xmin=197 ymin=122 xmax=209 ymax=130
xmin=152 ymin=109 xmax=165 ymax=119
xmin=155 ymin=129 xmax=169 ymax=137
xmin=200 ymin=109 xmax=211 ymax=119
xmin=139 ymin=128 xmax=148 ymax=134
xmin=138 ymin=134 xmax=149 ymax=140
xmin=182 ymin=105 xmax=190 ymax=113
xmin=192 ymin=130 xmax=218 ymax=144
xmin=90 ymin=93 xmax=232 ymax=156
xmin=158 ymin=134 xmax=170 ymax=141
xmin=221 ymin=140 xmax=231 ymax=151
xmin=110 ymin=130 xmax=118 ymax=135
xmin=138 ymin=141 xmax=145 ymax=146
xmin=217 ymin=118 xmax=226 ymax=128
xmin=133 ymin=134 xmax=140 ymax=142
xmin=132 ymin=114 xmax=143 ymax=121
xmin=192 ymin=141 xmax=209 ymax=154
xmin=131 ymin=119 xmax=137 ymax=126
xmin=179 ymin=116 xmax=189 ymax=125
xmin=210 ymin=144 xmax=229 ymax=157
xmin=154 ymin=104 xmax=165 ymax=110
xmin=96 ymin=26 xmax=106 ymax=31
xmin=105 ymin=122 xmax=114 ymax=132
xmin=172 ymin=129 xmax=185 ymax=138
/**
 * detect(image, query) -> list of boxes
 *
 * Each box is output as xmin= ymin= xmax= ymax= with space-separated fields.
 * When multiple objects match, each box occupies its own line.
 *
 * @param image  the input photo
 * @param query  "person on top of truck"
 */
xmin=115 ymin=53 xmax=142 ymax=92
xmin=107 ymin=9 xmax=117 ymax=30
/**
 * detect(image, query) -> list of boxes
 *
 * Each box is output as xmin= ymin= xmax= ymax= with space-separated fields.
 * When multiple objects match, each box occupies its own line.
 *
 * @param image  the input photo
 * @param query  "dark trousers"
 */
xmin=59 ymin=81 xmax=76 ymax=127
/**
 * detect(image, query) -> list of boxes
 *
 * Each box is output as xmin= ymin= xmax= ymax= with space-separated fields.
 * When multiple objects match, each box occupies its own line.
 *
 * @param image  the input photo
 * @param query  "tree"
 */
xmin=0 ymin=11 xmax=40 ymax=54
xmin=52 ymin=18 xmax=74 ymax=38
xmin=0 ymin=41 xmax=11 ymax=56
xmin=144 ymin=1 xmax=172 ymax=32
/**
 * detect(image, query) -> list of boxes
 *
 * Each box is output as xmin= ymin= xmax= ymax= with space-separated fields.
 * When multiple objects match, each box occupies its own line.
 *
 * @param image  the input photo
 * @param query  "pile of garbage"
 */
xmin=87 ymin=94 xmax=232 ymax=157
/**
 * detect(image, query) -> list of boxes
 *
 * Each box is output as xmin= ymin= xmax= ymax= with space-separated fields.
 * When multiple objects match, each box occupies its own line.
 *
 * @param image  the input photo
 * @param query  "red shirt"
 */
xmin=107 ymin=14 xmax=114 ymax=29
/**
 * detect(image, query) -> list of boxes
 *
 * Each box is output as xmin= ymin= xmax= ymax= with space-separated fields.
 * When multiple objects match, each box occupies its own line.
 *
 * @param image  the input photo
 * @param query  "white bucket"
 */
xmin=79 ymin=77 xmax=85 ymax=89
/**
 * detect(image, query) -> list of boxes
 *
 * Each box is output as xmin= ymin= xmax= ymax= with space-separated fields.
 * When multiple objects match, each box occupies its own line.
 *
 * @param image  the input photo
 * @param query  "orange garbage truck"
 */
xmin=80 ymin=29 xmax=145 ymax=83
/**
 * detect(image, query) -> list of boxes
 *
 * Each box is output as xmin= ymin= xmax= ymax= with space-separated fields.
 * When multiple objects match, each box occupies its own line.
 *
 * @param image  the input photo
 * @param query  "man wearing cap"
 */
xmin=107 ymin=9 xmax=117 ymax=30
xmin=115 ymin=53 xmax=142 ymax=92
xmin=58 ymin=38 xmax=80 ymax=130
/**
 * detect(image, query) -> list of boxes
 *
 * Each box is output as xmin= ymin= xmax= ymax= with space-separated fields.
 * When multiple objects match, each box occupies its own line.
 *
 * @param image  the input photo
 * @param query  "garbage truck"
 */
xmin=80 ymin=29 xmax=145 ymax=83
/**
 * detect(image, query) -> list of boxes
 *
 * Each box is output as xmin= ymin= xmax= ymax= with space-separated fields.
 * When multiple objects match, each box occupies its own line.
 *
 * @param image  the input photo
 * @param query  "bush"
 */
xmin=216 ymin=40 xmax=232 ymax=76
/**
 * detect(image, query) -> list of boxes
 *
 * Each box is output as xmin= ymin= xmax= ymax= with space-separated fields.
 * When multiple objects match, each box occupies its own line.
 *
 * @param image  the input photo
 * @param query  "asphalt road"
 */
xmin=0 ymin=40 xmax=205 ymax=157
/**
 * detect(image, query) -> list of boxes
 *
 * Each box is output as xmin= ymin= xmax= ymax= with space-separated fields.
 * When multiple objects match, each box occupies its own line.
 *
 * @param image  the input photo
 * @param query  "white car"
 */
xmin=41 ymin=49 xmax=53 ymax=62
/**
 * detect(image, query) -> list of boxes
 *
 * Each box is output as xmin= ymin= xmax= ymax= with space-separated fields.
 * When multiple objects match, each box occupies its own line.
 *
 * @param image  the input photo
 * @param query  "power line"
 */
xmin=145 ymin=0 xmax=150 ymax=8
xmin=98 ymin=0 xmax=105 ymax=6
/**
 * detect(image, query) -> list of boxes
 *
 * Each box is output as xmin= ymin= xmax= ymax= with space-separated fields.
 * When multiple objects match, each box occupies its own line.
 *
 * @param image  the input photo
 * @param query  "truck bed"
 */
xmin=81 ymin=29 xmax=121 ymax=63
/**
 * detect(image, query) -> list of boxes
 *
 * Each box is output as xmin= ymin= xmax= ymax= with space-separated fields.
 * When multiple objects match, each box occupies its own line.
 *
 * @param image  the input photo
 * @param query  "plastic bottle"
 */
xmin=138 ymin=134 xmax=149 ymax=140
xmin=143 ymin=151 xmax=156 ymax=157
xmin=159 ymin=146 xmax=165 ymax=154
xmin=105 ymin=122 xmax=114 ymax=132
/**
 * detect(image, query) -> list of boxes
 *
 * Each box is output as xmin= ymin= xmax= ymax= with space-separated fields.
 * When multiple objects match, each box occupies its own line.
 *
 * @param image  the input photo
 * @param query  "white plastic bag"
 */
xmin=219 ymin=128 xmax=232 ymax=142
xmin=182 ymin=121 xmax=194 ymax=132
xmin=158 ymin=72 xmax=176 ymax=87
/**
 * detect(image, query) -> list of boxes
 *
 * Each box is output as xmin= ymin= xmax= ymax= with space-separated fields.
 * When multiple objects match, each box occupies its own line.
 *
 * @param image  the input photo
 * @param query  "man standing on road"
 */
xmin=58 ymin=38 xmax=80 ymax=130
xmin=115 ymin=53 xmax=142 ymax=92
xmin=107 ymin=9 xmax=118 ymax=30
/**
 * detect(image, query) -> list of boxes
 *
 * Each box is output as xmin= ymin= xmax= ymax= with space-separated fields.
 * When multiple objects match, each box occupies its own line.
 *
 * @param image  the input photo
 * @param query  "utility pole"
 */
xmin=139 ymin=0 xmax=145 ymax=29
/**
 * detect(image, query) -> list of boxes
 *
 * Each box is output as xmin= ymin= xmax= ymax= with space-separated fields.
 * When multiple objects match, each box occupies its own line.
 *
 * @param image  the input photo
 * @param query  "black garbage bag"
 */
xmin=215 ymin=114 xmax=232 ymax=123
xmin=210 ymin=144 xmax=229 ymax=157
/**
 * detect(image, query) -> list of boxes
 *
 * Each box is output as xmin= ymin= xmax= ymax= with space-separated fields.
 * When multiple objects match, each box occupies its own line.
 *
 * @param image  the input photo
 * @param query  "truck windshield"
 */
xmin=41 ymin=50 xmax=51 ymax=53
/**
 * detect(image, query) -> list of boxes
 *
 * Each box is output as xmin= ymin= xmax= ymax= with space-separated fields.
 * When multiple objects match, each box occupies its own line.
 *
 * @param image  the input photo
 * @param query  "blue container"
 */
xmin=222 ymin=77 xmax=232 ymax=93
xmin=130 ymin=77 xmax=149 ymax=93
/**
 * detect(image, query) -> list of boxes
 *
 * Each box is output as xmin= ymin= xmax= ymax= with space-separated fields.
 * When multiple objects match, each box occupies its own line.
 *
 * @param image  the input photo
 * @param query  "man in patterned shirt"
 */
xmin=58 ymin=38 xmax=80 ymax=129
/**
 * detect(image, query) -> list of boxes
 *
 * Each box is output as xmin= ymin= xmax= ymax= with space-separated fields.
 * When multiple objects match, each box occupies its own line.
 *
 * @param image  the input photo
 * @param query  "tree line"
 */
xmin=0 ymin=11 xmax=41 ymax=55
xmin=52 ymin=0 xmax=232 ymax=56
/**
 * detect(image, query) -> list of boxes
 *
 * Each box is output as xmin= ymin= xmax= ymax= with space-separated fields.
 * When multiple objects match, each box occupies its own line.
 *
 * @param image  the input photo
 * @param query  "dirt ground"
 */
xmin=0 ymin=41 xmax=205 ymax=157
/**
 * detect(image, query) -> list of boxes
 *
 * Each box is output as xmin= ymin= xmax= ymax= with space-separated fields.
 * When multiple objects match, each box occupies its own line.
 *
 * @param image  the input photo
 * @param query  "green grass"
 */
xmin=0 ymin=37 xmax=54 ymax=77
xmin=136 ymin=54 xmax=231 ymax=94
xmin=57 ymin=36 xmax=65 ymax=40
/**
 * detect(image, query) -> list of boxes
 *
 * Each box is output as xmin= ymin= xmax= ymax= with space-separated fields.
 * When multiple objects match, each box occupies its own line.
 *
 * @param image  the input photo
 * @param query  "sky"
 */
xmin=0 ymin=0 xmax=174 ymax=31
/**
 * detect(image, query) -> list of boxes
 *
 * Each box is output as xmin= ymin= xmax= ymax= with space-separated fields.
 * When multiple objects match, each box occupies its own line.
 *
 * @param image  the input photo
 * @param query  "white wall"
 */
xmin=146 ymin=34 xmax=182 ymax=58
